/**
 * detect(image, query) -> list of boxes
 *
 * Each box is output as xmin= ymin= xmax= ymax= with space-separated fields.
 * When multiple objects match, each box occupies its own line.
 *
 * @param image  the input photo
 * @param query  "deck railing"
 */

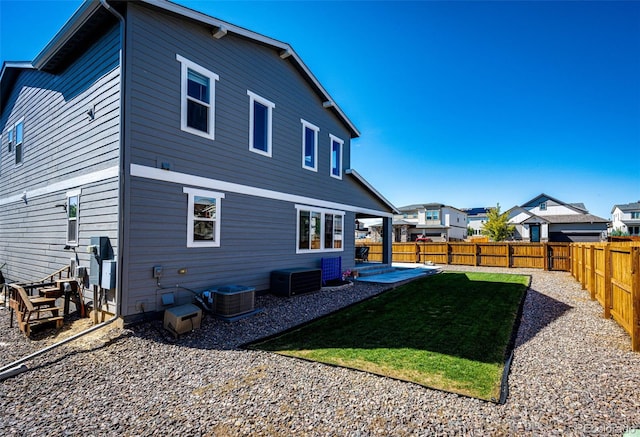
xmin=38 ymin=265 xmax=72 ymax=284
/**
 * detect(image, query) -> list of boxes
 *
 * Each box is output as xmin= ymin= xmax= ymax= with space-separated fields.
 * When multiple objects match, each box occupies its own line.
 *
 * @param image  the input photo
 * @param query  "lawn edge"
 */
xmin=240 ymin=283 xmax=395 ymax=351
xmin=243 ymin=272 xmax=531 ymax=405
xmin=498 ymin=274 xmax=532 ymax=404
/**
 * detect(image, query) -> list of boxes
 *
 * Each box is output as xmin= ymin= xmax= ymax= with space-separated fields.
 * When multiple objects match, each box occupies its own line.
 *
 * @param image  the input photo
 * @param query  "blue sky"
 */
xmin=1 ymin=0 xmax=639 ymax=219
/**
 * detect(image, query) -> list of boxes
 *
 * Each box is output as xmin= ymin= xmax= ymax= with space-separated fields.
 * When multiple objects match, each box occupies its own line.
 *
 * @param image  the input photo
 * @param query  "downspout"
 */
xmin=99 ymin=0 xmax=125 ymax=321
xmin=0 ymin=0 xmax=126 ymax=381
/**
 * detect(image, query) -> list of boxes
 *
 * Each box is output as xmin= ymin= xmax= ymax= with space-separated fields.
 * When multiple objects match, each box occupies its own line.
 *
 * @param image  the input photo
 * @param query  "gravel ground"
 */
xmin=1 ymin=266 xmax=639 ymax=436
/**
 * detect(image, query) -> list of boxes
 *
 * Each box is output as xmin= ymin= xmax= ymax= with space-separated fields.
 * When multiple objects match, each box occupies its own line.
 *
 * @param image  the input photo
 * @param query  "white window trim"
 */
xmin=301 ymin=119 xmax=319 ymax=172
xmin=66 ymin=189 xmax=81 ymax=246
xmin=15 ymin=119 xmax=23 ymax=166
xmin=7 ymin=126 xmax=13 ymax=153
xmin=329 ymin=134 xmax=344 ymax=180
xmin=426 ymin=209 xmax=440 ymax=221
xmin=247 ymin=90 xmax=275 ymax=157
xmin=183 ymin=187 xmax=225 ymax=248
xmin=8 ymin=118 xmax=25 ymax=167
xmin=176 ymin=54 xmax=219 ymax=140
xmin=295 ymin=204 xmax=344 ymax=254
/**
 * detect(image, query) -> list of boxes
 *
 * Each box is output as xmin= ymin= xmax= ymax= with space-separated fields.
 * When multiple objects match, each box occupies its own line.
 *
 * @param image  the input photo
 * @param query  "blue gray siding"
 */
xmin=1 ymin=3 xmax=393 ymax=319
xmin=120 ymin=4 xmax=391 ymax=315
xmin=126 ymin=5 xmax=357 ymax=199
xmin=0 ymin=26 xmax=121 ymax=284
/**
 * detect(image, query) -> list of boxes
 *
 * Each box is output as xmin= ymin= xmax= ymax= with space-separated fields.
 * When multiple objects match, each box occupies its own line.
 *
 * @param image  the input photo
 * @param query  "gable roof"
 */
xmin=612 ymin=201 xmax=640 ymax=213
xmin=520 ymin=213 xmax=609 ymax=225
xmin=521 ymin=193 xmax=590 ymax=214
xmin=506 ymin=206 xmax=534 ymax=221
xmin=18 ymin=0 xmax=359 ymax=138
xmin=0 ymin=62 xmax=34 ymax=113
xmin=543 ymin=214 xmax=609 ymax=224
xmin=568 ymin=203 xmax=587 ymax=212
xmin=398 ymin=203 xmax=444 ymax=212
xmin=398 ymin=203 xmax=465 ymax=213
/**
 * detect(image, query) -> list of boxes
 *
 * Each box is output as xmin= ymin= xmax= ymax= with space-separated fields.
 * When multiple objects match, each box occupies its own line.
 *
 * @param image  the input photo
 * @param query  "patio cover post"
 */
xmin=382 ymin=217 xmax=393 ymax=264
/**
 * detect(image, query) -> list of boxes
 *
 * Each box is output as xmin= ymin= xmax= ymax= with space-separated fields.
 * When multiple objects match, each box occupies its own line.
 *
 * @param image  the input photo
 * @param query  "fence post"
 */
xmin=589 ymin=245 xmax=596 ymax=300
xmin=603 ymin=244 xmax=611 ymax=319
xmin=569 ymin=244 xmax=574 ymax=277
xmin=506 ymin=243 xmax=511 ymax=268
xmin=543 ymin=243 xmax=549 ymax=271
xmin=581 ymin=245 xmax=587 ymax=290
xmin=474 ymin=243 xmax=479 ymax=266
xmin=631 ymin=247 xmax=639 ymax=352
xmin=446 ymin=242 xmax=451 ymax=265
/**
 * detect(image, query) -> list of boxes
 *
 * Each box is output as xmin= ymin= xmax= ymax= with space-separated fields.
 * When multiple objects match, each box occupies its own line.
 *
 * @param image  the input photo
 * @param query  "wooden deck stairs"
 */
xmin=8 ymin=284 xmax=64 ymax=337
xmin=4 ymin=264 xmax=85 ymax=336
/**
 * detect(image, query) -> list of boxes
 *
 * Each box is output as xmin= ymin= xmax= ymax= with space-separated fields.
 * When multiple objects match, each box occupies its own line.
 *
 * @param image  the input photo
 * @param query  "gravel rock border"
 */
xmin=1 ymin=266 xmax=639 ymax=436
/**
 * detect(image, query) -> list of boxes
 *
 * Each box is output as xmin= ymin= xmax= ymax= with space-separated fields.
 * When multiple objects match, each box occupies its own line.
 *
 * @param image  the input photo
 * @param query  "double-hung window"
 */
xmin=183 ymin=187 xmax=224 ymax=248
xmin=66 ymin=190 xmax=80 ymax=245
xmin=177 ymin=54 xmax=219 ymax=140
xmin=329 ymin=134 xmax=343 ymax=179
xmin=425 ymin=209 xmax=439 ymax=221
xmin=247 ymin=91 xmax=275 ymax=157
xmin=301 ymin=119 xmax=319 ymax=171
xmin=296 ymin=205 xmax=344 ymax=253
xmin=6 ymin=120 xmax=24 ymax=165
xmin=14 ymin=121 xmax=23 ymax=165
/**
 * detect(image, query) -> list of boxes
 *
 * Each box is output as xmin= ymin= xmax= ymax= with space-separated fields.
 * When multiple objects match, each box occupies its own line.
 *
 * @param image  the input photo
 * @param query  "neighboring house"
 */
xmin=392 ymin=204 xmax=468 ymax=242
xmin=354 ymin=219 xmax=370 ymax=240
xmin=0 ymin=0 xmax=397 ymax=320
xmin=611 ymin=201 xmax=640 ymax=236
xmin=507 ymin=194 xmax=608 ymax=242
xmin=464 ymin=207 xmax=491 ymax=237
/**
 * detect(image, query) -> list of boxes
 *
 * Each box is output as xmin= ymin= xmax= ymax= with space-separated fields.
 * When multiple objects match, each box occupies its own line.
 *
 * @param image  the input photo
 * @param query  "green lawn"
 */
xmin=249 ymin=271 xmax=529 ymax=401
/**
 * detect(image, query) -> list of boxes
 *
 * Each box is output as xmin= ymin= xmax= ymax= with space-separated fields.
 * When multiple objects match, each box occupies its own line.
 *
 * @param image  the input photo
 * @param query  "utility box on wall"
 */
xmin=101 ymin=260 xmax=117 ymax=289
xmin=89 ymin=236 xmax=114 ymax=286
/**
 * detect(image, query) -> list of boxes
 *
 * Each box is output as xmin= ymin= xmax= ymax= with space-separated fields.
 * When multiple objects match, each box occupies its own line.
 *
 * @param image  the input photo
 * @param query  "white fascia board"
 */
xmin=131 ymin=164 xmax=392 ymax=218
xmin=0 ymin=62 xmax=33 ymax=80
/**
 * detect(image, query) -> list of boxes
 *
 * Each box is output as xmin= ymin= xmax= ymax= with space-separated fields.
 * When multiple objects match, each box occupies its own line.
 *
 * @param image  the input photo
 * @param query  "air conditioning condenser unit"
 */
xmin=211 ymin=285 xmax=256 ymax=318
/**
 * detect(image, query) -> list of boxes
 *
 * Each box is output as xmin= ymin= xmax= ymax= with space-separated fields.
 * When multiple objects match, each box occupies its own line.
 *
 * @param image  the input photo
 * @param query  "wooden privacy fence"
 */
xmin=571 ymin=242 xmax=640 ymax=352
xmin=355 ymin=240 xmax=640 ymax=351
xmin=356 ymin=242 xmax=570 ymax=271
